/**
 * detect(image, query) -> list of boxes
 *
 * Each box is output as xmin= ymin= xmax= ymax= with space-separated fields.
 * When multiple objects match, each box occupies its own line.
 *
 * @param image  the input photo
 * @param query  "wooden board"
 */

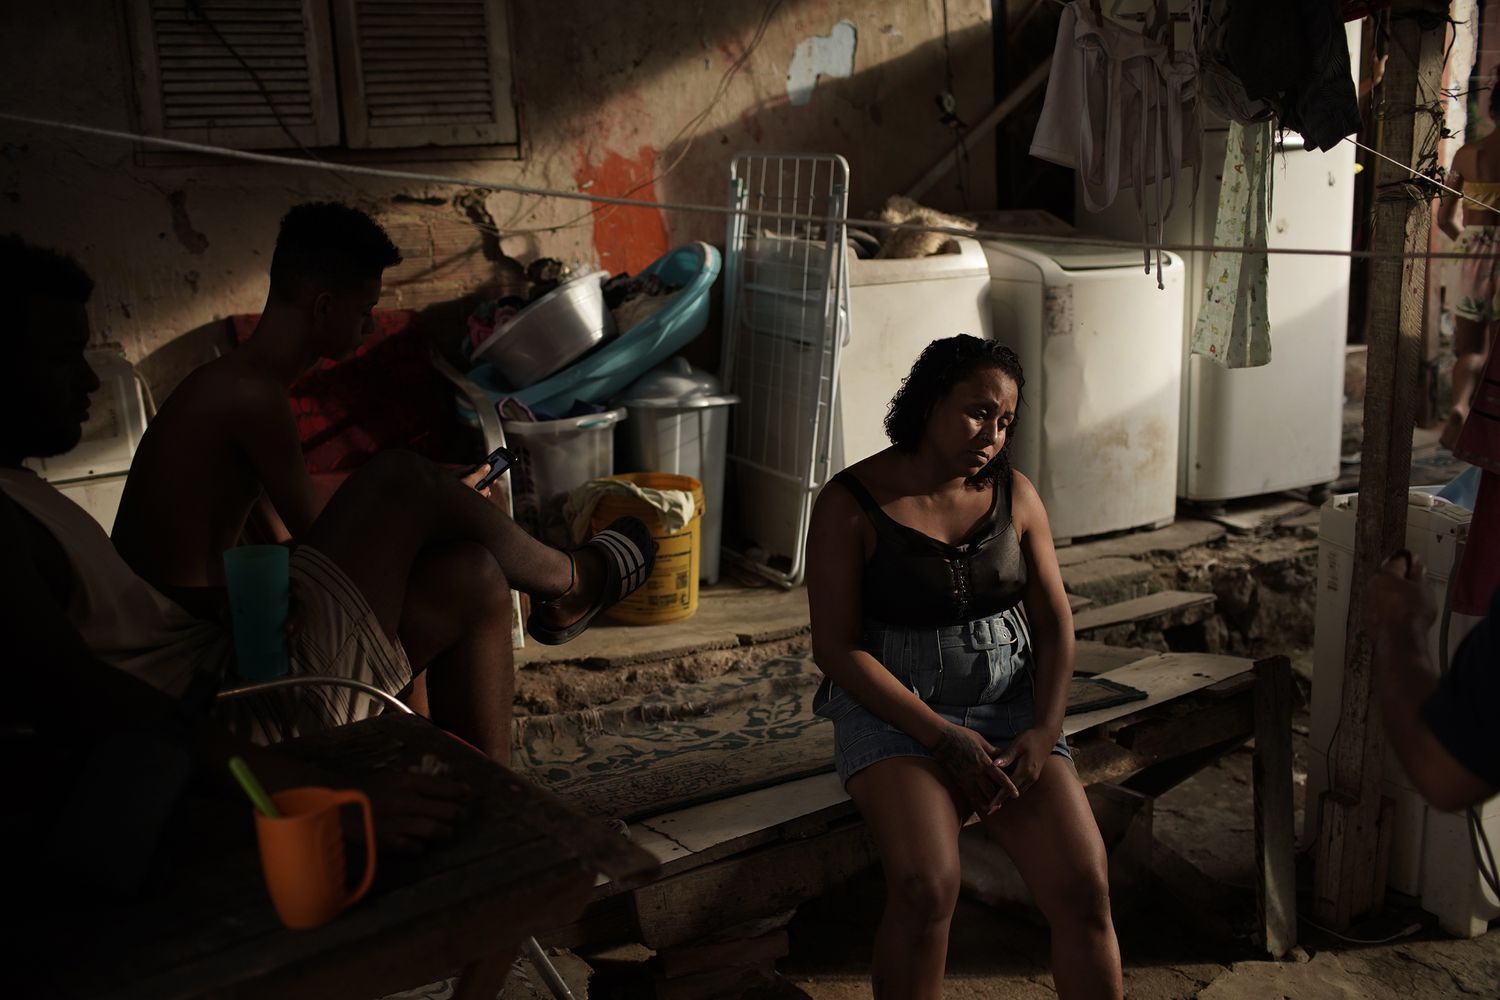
xmin=639 ymin=772 xmax=849 ymax=856
xmin=595 ymin=826 xmax=694 ymax=886
xmin=1316 ymin=0 xmax=1442 ymax=930
xmin=1062 ymin=653 xmax=1252 ymax=736
xmin=1075 ymin=640 xmax=1158 ymax=675
xmin=1202 ymin=497 xmax=1316 ymax=535
xmin=1254 ymin=657 xmax=1298 ymax=957
xmin=1072 ymin=590 xmax=1216 ymax=634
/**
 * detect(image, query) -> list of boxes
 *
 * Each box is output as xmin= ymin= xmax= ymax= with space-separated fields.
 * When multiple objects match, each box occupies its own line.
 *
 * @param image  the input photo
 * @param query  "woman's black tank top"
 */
xmin=832 ymin=469 xmax=1028 ymax=627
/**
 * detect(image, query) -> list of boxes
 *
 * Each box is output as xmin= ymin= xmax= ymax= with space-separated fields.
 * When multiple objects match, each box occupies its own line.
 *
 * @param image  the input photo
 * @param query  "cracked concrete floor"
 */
xmin=772 ymin=693 xmax=1500 ymax=999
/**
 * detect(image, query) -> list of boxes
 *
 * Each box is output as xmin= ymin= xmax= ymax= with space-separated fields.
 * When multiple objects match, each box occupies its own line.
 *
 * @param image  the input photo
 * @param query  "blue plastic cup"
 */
xmin=223 ymin=545 xmax=291 ymax=681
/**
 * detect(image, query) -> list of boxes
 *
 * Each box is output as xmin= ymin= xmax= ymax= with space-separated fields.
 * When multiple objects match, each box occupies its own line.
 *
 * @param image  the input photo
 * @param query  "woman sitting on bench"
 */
xmin=805 ymin=335 xmax=1122 ymax=999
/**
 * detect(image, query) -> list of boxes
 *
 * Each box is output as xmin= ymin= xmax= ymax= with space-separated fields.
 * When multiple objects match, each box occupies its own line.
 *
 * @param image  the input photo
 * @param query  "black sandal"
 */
xmin=525 ymin=517 xmax=656 ymax=645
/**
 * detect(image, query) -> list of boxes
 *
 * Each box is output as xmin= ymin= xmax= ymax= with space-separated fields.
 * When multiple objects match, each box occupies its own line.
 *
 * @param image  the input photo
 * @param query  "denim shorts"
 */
xmin=813 ymin=607 xmax=1071 ymax=787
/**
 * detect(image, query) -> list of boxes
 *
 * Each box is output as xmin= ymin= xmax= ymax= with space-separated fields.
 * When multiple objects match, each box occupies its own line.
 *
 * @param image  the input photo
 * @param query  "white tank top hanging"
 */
xmin=1029 ymin=0 xmax=1200 ymax=286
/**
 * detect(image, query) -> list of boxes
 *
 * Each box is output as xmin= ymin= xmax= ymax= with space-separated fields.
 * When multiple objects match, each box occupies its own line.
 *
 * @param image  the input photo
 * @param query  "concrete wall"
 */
xmin=2 ymin=0 xmax=994 ymax=366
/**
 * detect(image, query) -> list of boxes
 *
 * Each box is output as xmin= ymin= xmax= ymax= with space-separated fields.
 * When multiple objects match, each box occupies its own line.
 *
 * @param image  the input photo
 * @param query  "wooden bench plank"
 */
xmin=1063 ymin=653 xmax=1251 ymax=735
xmin=639 ymin=773 xmax=848 ymax=855
xmin=594 ymin=825 xmax=694 ymax=886
xmin=1075 ymin=640 xmax=1157 ymax=675
xmin=1072 ymin=590 xmax=1216 ymax=634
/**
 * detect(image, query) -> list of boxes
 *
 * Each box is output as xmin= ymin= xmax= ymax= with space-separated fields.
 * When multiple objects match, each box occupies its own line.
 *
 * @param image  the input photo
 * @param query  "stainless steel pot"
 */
xmin=470 ymin=270 xmax=615 ymax=388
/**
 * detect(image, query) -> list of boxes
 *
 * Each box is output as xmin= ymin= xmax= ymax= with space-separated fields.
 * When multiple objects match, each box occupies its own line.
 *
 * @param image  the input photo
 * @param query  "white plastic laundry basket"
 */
xmin=502 ymin=409 xmax=626 ymax=547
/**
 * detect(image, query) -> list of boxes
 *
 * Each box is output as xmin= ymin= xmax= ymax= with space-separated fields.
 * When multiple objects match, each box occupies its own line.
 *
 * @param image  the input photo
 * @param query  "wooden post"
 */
xmin=1313 ymin=0 xmax=1447 ymax=929
xmin=1253 ymin=656 xmax=1296 ymax=957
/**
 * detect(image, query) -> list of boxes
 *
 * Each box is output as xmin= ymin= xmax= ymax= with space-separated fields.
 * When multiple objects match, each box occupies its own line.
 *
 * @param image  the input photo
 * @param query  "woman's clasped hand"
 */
xmin=930 ymin=723 xmax=1017 ymax=815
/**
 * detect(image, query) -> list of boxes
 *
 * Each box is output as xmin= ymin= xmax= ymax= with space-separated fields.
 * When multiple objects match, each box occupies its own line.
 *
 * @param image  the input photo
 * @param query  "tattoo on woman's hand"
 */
xmin=931 ymin=725 xmax=986 ymax=776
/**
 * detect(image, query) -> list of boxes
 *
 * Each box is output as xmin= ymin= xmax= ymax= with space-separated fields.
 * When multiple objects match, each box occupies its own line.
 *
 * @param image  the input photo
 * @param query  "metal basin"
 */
xmin=469 ymin=269 xmax=615 ymax=388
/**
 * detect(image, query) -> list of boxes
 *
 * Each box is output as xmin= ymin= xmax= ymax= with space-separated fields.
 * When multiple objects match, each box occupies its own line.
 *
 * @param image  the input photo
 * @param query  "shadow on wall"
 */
xmin=650 ymin=18 xmax=999 ymax=246
xmin=133 ymin=288 xmax=497 ymax=410
xmin=99 ymin=2 xmax=997 ymax=390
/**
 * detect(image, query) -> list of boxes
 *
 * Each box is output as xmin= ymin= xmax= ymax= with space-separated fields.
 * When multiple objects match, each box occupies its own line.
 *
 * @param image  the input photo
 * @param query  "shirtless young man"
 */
xmin=109 ymin=206 xmax=653 ymax=759
xmin=1437 ymin=83 xmax=1500 ymax=450
xmin=113 ymin=201 xmax=429 ymax=602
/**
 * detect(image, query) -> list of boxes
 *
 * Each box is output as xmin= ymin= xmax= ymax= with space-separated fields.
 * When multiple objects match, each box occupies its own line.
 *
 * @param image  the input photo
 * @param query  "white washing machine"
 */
xmin=833 ymin=236 xmax=993 ymax=469
xmin=980 ymin=239 xmax=1184 ymax=543
xmin=1305 ymin=489 xmax=1496 ymax=935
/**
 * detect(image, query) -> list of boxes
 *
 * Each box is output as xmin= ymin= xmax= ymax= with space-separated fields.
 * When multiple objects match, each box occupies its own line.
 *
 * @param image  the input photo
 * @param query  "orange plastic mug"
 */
xmin=253 ymin=787 xmax=377 ymax=930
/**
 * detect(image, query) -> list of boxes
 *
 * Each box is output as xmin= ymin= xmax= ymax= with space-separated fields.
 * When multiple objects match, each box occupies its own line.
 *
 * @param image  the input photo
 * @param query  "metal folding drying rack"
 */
xmin=721 ymin=152 xmax=850 ymax=587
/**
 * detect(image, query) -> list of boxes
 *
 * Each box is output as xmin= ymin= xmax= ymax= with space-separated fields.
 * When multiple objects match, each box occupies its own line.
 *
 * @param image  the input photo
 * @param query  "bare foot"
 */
xmin=1440 ymin=409 xmax=1467 ymax=452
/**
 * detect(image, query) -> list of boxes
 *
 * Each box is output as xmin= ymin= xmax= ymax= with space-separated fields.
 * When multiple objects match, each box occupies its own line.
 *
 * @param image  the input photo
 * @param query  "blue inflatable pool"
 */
xmin=467 ymin=242 xmax=721 ymax=415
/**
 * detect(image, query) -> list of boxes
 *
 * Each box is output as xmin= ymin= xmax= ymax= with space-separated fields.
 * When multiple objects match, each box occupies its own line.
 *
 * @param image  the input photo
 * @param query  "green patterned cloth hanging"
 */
xmin=1191 ymin=120 xmax=1273 ymax=368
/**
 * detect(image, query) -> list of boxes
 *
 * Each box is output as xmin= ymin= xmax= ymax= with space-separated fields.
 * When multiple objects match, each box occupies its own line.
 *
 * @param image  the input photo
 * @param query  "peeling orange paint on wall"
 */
xmin=574 ymin=146 xmax=670 ymax=275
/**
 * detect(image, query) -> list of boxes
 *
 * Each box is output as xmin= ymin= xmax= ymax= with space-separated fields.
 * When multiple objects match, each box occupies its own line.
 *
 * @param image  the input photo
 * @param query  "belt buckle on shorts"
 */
xmin=970 ymin=619 xmax=998 ymax=650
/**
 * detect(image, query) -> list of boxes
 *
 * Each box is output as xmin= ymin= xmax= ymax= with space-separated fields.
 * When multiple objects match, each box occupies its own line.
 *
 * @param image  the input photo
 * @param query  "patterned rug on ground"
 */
xmin=514 ymin=656 xmax=829 ymax=823
xmin=514 ymin=656 xmax=1147 ymax=823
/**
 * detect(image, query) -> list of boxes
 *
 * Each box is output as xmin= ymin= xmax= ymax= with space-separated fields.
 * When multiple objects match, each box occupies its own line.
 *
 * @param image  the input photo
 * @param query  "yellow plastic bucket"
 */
xmin=590 ymin=472 xmax=704 ymax=625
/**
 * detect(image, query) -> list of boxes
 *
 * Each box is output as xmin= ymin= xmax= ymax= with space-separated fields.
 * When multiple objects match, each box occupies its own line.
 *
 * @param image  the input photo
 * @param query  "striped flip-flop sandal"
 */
xmin=525 ymin=517 xmax=657 ymax=646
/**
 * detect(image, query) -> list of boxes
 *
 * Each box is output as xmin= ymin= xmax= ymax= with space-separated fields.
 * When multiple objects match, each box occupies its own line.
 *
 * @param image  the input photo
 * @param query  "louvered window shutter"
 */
xmin=332 ymin=0 xmax=518 ymax=149
xmin=127 ymin=0 xmax=341 ymax=150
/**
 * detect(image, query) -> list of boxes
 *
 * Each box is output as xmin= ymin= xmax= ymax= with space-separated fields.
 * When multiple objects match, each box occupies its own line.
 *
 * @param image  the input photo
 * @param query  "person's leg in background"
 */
xmin=1445 ymin=312 xmax=1492 ymax=450
xmin=299 ymin=451 xmax=618 ymax=761
xmin=1444 ymin=232 xmax=1498 ymax=451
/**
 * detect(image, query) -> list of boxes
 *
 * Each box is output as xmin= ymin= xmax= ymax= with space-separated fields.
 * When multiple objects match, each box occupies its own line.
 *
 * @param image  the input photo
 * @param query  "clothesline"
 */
xmin=2 ymin=110 xmax=1495 ymax=263
xmin=1344 ymin=134 xmax=1493 ymax=215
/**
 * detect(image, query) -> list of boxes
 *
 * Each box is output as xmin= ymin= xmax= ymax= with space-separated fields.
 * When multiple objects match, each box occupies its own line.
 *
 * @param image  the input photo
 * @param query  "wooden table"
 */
xmin=37 ymin=714 xmax=659 ymax=1000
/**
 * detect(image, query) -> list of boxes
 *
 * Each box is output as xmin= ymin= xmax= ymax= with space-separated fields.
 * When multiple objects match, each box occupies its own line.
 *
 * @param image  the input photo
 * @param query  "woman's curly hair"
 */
xmin=883 ymin=334 xmax=1025 ymax=489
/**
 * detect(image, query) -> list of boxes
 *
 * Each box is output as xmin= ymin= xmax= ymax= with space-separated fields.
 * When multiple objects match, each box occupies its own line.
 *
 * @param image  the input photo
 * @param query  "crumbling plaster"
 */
xmin=2 ymin=0 xmax=995 ymax=363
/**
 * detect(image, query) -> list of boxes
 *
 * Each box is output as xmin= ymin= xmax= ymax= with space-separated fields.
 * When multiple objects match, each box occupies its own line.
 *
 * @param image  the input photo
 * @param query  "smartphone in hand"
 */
xmin=475 ymin=446 xmax=516 ymax=492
